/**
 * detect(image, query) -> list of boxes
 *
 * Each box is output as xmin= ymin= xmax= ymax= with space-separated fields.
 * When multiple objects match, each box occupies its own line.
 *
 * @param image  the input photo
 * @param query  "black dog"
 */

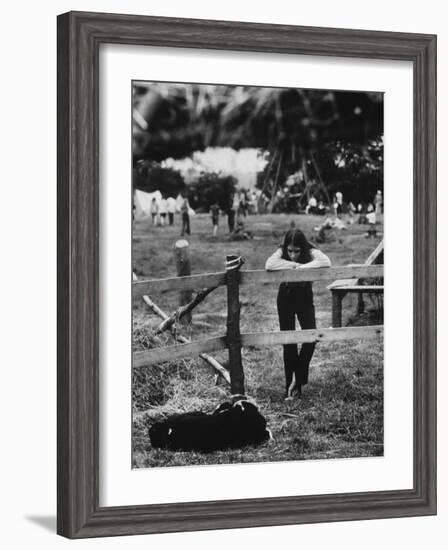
xmin=149 ymin=400 xmax=271 ymax=453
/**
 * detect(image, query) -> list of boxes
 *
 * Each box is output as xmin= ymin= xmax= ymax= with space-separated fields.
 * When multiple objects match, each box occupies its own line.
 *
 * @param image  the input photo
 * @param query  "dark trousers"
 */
xmin=168 ymin=212 xmax=174 ymax=225
xmin=227 ymin=209 xmax=235 ymax=232
xmin=277 ymin=283 xmax=316 ymax=390
xmin=181 ymin=213 xmax=190 ymax=235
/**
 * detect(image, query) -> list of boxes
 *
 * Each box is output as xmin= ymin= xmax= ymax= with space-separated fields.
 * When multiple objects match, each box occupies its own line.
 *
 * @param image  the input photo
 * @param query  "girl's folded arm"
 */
xmin=296 ymin=248 xmax=331 ymax=269
xmin=265 ymin=248 xmax=298 ymax=271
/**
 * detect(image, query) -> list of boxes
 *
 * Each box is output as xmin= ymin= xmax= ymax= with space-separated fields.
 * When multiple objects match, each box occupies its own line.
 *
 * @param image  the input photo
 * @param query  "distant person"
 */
xmin=331 ymin=197 xmax=339 ymax=218
xmin=257 ymin=192 xmax=269 ymax=214
xmin=159 ymin=197 xmax=167 ymax=226
xmin=249 ymin=190 xmax=259 ymax=215
xmin=227 ymin=193 xmax=238 ymax=233
xmin=265 ymin=228 xmax=331 ymax=400
xmin=306 ymin=195 xmax=317 ymax=215
xmin=238 ymin=191 xmax=247 ymax=218
xmin=227 ymin=209 xmax=235 ymax=233
xmin=166 ymin=196 xmax=177 ymax=225
xmin=317 ymin=200 xmax=326 ymax=216
xmin=150 ymin=197 xmax=158 ymax=225
xmin=366 ymin=211 xmax=376 ymax=225
xmin=175 ymin=193 xmax=185 ymax=212
xmin=366 ymin=211 xmax=377 ymax=237
xmin=335 ymin=190 xmax=343 ymax=214
xmin=232 ymin=192 xmax=241 ymax=223
xmin=358 ymin=212 xmax=368 ymax=224
xmin=313 ymin=216 xmax=346 ymax=234
xmin=180 ymin=197 xmax=191 ymax=236
xmin=243 ymin=191 xmax=249 ymax=216
xmin=210 ymin=202 xmax=220 ymax=237
xmin=231 ymin=219 xmax=253 ymax=241
xmin=348 ymin=201 xmax=356 ymax=224
xmin=374 ymin=190 xmax=383 ymax=215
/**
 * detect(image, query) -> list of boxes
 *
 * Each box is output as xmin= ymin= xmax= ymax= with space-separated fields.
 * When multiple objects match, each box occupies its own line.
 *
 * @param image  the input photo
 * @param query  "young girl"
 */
xmin=265 ymin=228 xmax=331 ymax=399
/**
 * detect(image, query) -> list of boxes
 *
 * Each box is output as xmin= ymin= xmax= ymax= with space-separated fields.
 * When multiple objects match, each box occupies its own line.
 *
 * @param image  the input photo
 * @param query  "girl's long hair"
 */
xmin=280 ymin=228 xmax=314 ymax=264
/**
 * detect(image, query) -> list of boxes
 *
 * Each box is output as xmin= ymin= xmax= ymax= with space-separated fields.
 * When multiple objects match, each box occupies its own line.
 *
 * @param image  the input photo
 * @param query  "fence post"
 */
xmin=332 ymin=291 xmax=344 ymax=327
xmin=225 ymin=254 xmax=245 ymax=396
xmin=174 ymin=239 xmax=192 ymax=324
xmin=357 ymin=293 xmax=365 ymax=315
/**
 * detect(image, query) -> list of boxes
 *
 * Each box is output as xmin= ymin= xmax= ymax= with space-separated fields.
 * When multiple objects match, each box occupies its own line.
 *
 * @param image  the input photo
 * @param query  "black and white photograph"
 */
xmin=131 ymin=81 xmax=384 ymax=468
xmin=0 ymin=0 xmax=441 ymax=545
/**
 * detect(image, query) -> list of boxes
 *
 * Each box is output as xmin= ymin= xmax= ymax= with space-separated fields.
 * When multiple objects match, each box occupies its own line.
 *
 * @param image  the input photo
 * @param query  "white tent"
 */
xmin=133 ymin=189 xmax=162 ymax=220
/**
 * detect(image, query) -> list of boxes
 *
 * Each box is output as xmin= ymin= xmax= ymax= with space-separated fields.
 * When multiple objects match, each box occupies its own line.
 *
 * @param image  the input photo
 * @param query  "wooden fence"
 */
xmin=328 ymin=240 xmax=384 ymax=327
xmin=133 ymin=264 xmax=384 ymax=395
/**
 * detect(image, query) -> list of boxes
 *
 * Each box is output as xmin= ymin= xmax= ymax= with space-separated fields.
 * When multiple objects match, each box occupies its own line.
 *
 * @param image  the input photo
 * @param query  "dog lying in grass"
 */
xmin=149 ymin=399 xmax=272 ymax=453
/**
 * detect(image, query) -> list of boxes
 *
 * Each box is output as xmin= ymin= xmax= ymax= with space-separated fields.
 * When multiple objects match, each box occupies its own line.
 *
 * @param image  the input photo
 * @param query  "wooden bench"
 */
xmin=327 ymin=240 xmax=384 ymax=327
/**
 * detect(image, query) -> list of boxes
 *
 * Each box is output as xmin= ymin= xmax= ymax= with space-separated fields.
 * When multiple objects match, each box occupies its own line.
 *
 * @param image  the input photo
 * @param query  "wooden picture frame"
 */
xmin=57 ymin=11 xmax=437 ymax=539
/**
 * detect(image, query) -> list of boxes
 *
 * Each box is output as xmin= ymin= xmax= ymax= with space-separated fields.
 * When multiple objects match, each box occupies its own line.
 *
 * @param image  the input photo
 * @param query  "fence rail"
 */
xmin=133 ymin=325 xmax=383 ymax=367
xmin=134 ymin=336 xmax=227 ymax=367
xmin=133 ymin=264 xmax=384 ymax=296
xmin=242 ymin=325 xmax=383 ymax=346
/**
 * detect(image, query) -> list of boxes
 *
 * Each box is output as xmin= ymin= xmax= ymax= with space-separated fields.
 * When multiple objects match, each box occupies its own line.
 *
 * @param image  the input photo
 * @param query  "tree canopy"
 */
xmin=133 ymin=82 xmax=383 ymax=161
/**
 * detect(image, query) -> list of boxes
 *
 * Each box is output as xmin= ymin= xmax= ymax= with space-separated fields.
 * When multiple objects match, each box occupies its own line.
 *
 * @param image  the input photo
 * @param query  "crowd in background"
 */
xmin=134 ymin=185 xmax=383 ymax=241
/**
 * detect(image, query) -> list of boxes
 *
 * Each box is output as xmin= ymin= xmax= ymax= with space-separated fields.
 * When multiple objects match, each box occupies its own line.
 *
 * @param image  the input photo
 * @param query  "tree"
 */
xmin=219 ymin=88 xmax=383 ymax=207
xmin=133 ymin=160 xmax=185 ymax=197
xmin=313 ymin=138 xmax=383 ymax=204
xmin=186 ymin=173 xmax=237 ymax=212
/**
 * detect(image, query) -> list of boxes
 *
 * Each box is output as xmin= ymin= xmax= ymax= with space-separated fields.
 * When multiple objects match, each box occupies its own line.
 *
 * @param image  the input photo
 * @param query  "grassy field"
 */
xmin=132 ymin=211 xmax=383 ymax=468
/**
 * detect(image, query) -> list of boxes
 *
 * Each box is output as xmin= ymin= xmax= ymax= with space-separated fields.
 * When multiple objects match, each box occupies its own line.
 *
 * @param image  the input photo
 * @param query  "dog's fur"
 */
xmin=149 ymin=400 xmax=271 ymax=453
